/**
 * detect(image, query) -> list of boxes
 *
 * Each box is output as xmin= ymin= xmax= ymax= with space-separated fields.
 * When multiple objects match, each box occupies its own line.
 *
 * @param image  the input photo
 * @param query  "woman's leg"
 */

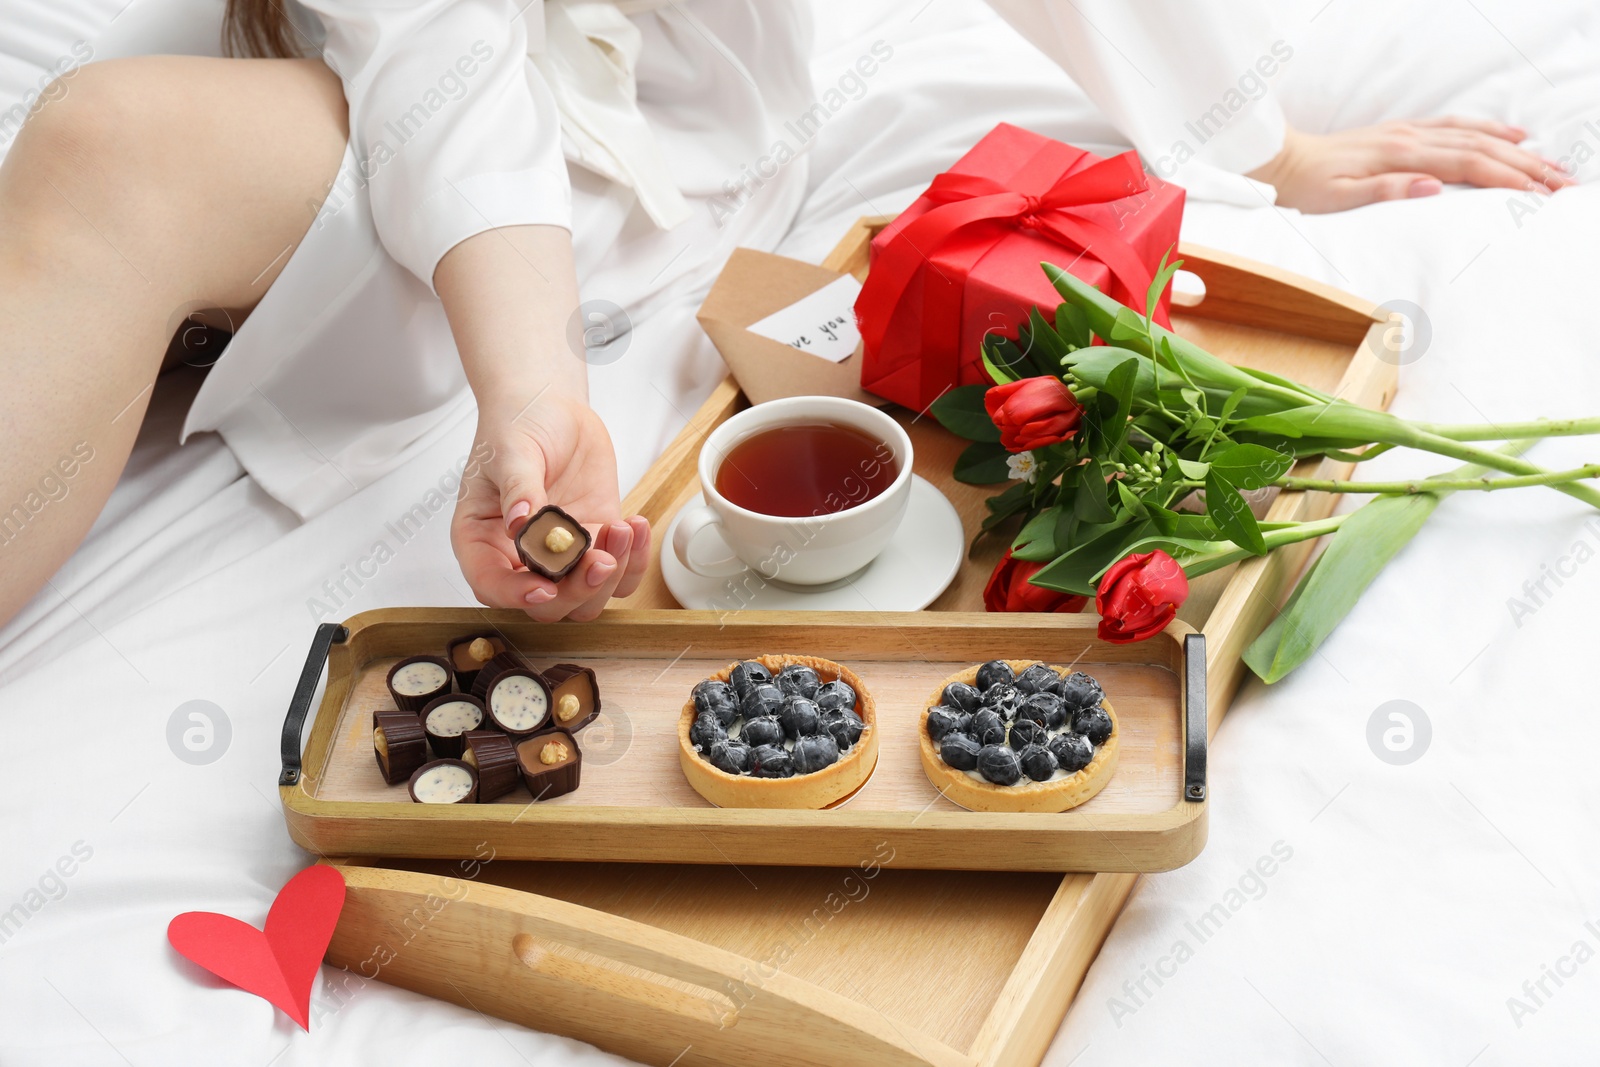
xmin=0 ymin=56 xmax=347 ymax=624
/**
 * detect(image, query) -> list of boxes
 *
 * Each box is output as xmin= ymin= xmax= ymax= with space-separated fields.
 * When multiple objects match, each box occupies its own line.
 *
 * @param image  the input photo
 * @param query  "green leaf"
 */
xmin=1205 ymin=470 xmax=1266 ymax=555
xmin=1026 ymin=517 xmax=1151 ymax=596
xmin=953 ymin=440 xmax=1013 ymax=484
xmin=1012 ymin=506 xmax=1064 ymax=560
xmin=1109 ymin=306 xmax=1148 ymax=344
xmin=981 ymin=336 xmax=1021 ymax=385
xmin=1146 ymin=502 xmax=1218 ymax=540
xmin=1146 ymin=250 xmax=1181 ymax=325
xmin=1025 ymin=308 xmax=1071 ymax=374
xmin=929 ymin=384 xmax=1000 ymax=442
xmin=1209 ymin=442 xmax=1294 ymax=491
xmin=1242 ymin=490 xmax=1442 ymax=682
xmin=1116 ymin=480 xmax=1149 ymax=517
xmin=1218 ymin=387 xmax=1249 ymax=425
xmin=1238 ymin=401 xmax=1411 ymax=444
xmin=1072 ymin=458 xmax=1116 ymax=523
xmin=1054 ymin=302 xmax=1091 ymax=352
xmin=1175 ymin=458 xmax=1211 ymax=480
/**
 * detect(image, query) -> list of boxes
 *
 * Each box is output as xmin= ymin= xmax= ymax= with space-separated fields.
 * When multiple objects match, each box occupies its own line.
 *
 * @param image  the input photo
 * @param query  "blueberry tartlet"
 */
xmin=919 ymin=659 xmax=1118 ymax=813
xmin=678 ymin=654 xmax=877 ymax=809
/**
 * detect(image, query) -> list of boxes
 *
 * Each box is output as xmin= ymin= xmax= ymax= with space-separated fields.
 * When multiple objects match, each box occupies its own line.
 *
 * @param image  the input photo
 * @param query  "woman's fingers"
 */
xmin=1391 ymin=142 xmax=1552 ymax=193
xmin=567 ymin=522 xmax=634 ymax=622
xmin=1329 ymin=172 xmax=1442 ymax=211
xmin=612 ymin=516 xmax=653 ymax=600
xmin=1419 ymin=128 xmax=1567 ymax=188
xmin=1410 ymin=114 xmax=1526 ymax=143
xmin=520 ymin=544 xmax=618 ymax=621
xmin=455 ymin=537 xmax=553 ymax=608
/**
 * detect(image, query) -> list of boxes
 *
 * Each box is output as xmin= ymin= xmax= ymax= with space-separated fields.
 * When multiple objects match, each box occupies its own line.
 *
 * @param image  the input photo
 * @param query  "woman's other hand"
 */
xmin=1248 ymin=117 xmax=1575 ymax=213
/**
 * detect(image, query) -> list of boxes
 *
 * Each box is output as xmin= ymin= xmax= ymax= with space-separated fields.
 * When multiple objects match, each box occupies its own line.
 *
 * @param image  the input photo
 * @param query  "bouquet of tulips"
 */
xmin=933 ymin=256 xmax=1600 ymax=681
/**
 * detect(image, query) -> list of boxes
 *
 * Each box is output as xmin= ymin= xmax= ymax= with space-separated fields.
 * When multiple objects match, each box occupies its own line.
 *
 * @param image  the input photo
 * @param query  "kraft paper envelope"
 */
xmin=696 ymin=248 xmax=885 ymax=408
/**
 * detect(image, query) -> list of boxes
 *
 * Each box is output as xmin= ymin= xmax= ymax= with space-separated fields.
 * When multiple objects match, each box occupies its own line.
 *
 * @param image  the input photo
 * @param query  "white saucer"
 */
xmin=661 ymin=475 xmax=965 ymax=612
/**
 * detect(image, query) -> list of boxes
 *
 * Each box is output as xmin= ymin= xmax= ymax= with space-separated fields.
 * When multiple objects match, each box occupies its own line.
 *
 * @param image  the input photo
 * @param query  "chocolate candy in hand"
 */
xmin=462 ymin=730 xmax=520 ymax=801
xmin=543 ymin=663 xmax=601 ymax=732
xmin=515 ymin=505 xmax=592 ymax=581
xmin=373 ymin=710 xmax=429 ymax=785
xmin=386 ymin=655 xmax=452 ymax=713
xmin=516 ymin=731 xmax=583 ymax=800
xmin=408 ymin=759 xmax=479 ymax=804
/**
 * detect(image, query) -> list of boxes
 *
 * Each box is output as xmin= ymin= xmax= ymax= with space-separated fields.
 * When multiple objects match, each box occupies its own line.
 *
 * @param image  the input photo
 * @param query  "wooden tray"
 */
xmin=297 ymin=221 xmax=1394 ymax=1067
xmin=280 ymin=610 xmax=1207 ymax=871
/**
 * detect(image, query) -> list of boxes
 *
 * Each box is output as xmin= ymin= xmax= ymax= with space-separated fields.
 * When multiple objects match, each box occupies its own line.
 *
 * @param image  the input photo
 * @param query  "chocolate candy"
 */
xmin=469 ymin=650 xmax=532 ymax=700
xmin=420 ymin=693 xmax=486 ymax=759
xmin=445 ymin=633 xmax=506 ymax=691
xmin=515 ymin=505 xmax=591 ymax=581
xmin=373 ymin=710 xmax=429 ymax=785
xmin=461 ymin=730 xmax=520 ymax=801
xmin=485 ymin=668 xmax=552 ymax=737
xmin=516 ymin=730 xmax=582 ymax=800
xmin=386 ymin=655 xmax=452 ymax=713
xmin=408 ymin=759 xmax=479 ymax=804
xmin=544 ymin=663 xmax=600 ymax=732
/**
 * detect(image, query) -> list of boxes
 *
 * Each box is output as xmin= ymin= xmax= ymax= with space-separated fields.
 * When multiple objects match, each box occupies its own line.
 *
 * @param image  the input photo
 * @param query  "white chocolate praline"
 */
xmin=426 ymin=700 xmax=484 ymax=737
xmin=392 ymin=660 xmax=448 ymax=696
xmin=412 ymin=763 xmax=474 ymax=803
xmin=490 ymin=675 xmax=548 ymax=731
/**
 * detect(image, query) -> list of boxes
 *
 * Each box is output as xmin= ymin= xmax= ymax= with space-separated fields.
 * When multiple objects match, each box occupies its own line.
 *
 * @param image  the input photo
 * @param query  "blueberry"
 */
xmin=939 ymin=732 xmax=981 ymax=771
xmin=741 ymin=715 xmax=784 ymax=749
xmin=1056 ymin=671 xmax=1104 ymax=711
xmin=775 ymin=664 xmax=820 ymax=699
xmin=1048 ymin=733 xmax=1094 ymax=772
xmin=925 ymin=706 xmax=966 ymax=742
xmin=1013 ymin=692 xmax=1061 ymax=728
xmin=730 ymin=660 xmax=773 ymax=701
xmin=940 ymin=681 xmax=983 ymax=713
xmin=977 ymin=744 xmax=1023 ymax=785
xmin=1014 ymin=664 xmax=1058 ymax=694
xmin=971 ymin=708 xmax=1006 ymax=747
xmin=739 ymin=683 xmax=784 ymax=722
xmin=779 ymin=696 xmax=821 ymax=740
xmin=749 ymin=744 xmax=794 ymax=778
xmin=822 ymin=708 xmax=865 ymax=750
xmin=975 ymin=660 xmax=1015 ymax=692
xmin=790 ymin=734 xmax=840 ymax=775
xmin=982 ymin=684 xmax=1020 ymax=719
xmin=1073 ymin=705 xmax=1114 ymax=745
xmin=1008 ymin=718 xmax=1048 ymax=750
xmin=1018 ymin=743 xmax=1058 ymax=782
xmin=693 ymin=680 xmax=738 ymax=724
xmin=689 ymin=712 xmax=726 ymax=752
xmin=709 ymin=739 xmax=752 ymax=775
xmin=814 ymin=680 xmax=856 ymax=713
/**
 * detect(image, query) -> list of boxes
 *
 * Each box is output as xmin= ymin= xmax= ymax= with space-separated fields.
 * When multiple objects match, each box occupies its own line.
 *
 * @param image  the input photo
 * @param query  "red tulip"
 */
xmin=1095 ymin=550 xmax=1189 ymax=644
xmin=984 ymin=548 xmax=1089 ymax=614
xmin=984 ymin=376 xmax=1083 ymax=452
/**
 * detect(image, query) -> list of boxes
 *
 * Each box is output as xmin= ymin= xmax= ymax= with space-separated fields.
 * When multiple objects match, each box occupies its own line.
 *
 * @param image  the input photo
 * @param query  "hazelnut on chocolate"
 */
xmin=514 ymin=505 xmax=591 ymax=581
xmin=543 ymin=663 xmax=600 ymax=732
xmin=516 ymin=730 xmax=582 ymax=800
xmin=445 ymin=633 xmax=506 ymax=690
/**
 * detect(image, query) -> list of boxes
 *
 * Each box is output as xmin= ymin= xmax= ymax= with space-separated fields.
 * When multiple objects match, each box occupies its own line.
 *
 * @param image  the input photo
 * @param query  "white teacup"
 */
xmin=671 ymin=396 xmax=914 ymax=586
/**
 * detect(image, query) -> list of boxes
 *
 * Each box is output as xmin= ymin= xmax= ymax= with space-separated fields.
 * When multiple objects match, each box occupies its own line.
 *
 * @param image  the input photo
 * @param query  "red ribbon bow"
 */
xmin=857 ymin=144 xmax=1168 ymax=388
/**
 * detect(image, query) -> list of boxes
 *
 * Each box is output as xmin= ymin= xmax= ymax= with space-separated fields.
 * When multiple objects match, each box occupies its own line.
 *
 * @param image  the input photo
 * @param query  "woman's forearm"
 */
xmin=434 ymin=224 xmax=586 ymax=405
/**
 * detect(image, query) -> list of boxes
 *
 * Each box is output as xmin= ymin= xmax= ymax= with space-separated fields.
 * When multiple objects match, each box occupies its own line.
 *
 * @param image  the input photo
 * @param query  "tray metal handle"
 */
xmin=1183 ymin=632 xmax=1207 ymax=802
xmin=279 ymin=622 xmax=348 ymax=787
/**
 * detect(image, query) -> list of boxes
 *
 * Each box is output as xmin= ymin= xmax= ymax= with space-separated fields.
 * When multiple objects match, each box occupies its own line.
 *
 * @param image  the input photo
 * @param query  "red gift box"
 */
xmin=855 ymin=123 xmax=1185 ymax=412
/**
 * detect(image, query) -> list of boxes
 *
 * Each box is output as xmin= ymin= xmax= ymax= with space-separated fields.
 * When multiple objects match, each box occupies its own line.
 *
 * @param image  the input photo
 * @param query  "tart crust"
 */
xmin=918 ymin=659 xmax=1119 ymax=813
xmin=678 ymin=654 xmax=878 ymax=809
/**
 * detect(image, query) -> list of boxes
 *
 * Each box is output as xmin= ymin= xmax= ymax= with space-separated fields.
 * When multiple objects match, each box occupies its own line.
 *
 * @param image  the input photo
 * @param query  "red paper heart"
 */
xmin=167 ymin=865 xmax=346 ymax=1030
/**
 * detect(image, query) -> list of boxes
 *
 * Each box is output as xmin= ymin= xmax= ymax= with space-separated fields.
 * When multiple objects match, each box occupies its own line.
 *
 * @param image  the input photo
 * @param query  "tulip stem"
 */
xmin=1416 ymin=416 xmax=1600 ymax=441
xmin=1176 ymin=515 xmax=1348 ymax=580
xmin=1274 ymin=465 xmax=1600 ymax=495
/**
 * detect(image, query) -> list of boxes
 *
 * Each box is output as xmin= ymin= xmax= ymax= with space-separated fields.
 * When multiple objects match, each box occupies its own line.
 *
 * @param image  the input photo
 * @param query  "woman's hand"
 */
xmin=452 ymin=387 xmax=651 ymax=621
xmin=1248 ymin=117 xmax=1575 ymax=213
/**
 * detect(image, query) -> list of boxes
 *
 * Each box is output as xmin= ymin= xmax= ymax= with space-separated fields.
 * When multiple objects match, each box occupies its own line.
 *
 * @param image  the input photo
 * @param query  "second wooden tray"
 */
xmin=281 ymin=609 xmax=1206 ymax=871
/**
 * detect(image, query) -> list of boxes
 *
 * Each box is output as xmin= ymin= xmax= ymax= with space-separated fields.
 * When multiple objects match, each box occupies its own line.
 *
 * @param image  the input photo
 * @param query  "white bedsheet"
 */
xmin=5 ymin=1 xmax=1600 ymax=1064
